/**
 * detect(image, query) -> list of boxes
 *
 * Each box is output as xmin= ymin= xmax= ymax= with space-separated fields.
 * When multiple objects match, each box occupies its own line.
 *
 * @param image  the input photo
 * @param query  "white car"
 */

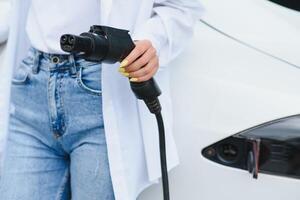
xmin=140 ymin=0 xmax=300 ymax=199
xmin=1 ymin=0 xmax=300 ymax=200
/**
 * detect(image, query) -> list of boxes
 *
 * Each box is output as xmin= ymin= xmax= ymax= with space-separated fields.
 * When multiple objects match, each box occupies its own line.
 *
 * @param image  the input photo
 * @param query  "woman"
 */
xmin=0 ymin=0 xmax=203 ymax=199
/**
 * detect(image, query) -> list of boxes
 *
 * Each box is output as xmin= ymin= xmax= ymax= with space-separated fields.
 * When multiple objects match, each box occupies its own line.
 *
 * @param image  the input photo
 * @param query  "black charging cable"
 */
xmin=60 ymin=25 xmax=170 ymax=200
xmin=130 ymin=81 xmax=170 ymax=200
xmin=156 ymin=112 xmax=170 ymax=200
xmin=121 ymin=67 xmax=170 ymax=200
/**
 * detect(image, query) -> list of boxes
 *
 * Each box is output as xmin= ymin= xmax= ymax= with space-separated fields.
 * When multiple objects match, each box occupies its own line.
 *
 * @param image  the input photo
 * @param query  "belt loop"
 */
xmin=32 ymin=49 xmax=41 ymax=74
xmin=68 ymin=54 xmax=77 ymax=78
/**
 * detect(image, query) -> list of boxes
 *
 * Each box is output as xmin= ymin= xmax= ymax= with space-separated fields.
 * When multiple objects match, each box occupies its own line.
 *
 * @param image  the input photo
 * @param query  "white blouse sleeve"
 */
xmin=0 ymin=1 xmax=11 ymax=44
xmin=132 ymin=0 xmax=204 ymax=66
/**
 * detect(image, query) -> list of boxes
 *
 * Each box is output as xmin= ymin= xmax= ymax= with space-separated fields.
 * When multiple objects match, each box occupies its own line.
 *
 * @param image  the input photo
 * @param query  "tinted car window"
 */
xmin=269 ymin=0 xmax=300 ymax=11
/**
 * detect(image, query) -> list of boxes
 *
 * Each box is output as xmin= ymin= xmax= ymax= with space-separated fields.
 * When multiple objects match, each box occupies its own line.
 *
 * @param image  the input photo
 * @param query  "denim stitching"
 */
xmin=11 ymin=63 xmax=31 ymax=85
xmin=47 ymin=70 xmax=55 ymax=136
xmin=76 ymin=67 xmax=102 ymax=96
xmin=11 ymin=73 xmax=30 ymax=85
xmin=59 ymin=74 xmax=66 ymax=134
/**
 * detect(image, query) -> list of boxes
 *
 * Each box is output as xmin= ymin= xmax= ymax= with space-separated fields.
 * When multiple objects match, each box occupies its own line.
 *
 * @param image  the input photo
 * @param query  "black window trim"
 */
xmin=269 ymin=0 xmax=300 ymax=12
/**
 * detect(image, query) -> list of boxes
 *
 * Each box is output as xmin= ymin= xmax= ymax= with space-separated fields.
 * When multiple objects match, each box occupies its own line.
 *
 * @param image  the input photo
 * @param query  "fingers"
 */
xmin=120 ymin=40 xmax=152 ymax=67
xmin=128 ymin=57 xmax=159 ymax=82
xmin=118 ymin=40 xmax=159 ymax=82
xmin=125 ymin=47 xmax=157 ymax=73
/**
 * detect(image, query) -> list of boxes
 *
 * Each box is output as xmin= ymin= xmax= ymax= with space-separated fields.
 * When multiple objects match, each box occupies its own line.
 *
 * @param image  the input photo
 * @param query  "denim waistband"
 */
xmin=26 ymin=47 xmax=98 ymax=76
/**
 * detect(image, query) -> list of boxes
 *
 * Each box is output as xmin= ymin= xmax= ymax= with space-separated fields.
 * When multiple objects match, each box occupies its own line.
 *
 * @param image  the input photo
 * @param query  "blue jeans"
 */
xmin=0 ymin=48 xmax=115 ymax=200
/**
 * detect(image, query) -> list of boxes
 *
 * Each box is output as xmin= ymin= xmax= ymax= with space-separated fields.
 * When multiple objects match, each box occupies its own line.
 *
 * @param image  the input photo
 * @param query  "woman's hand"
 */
xmin=118 ymin=40 xmax=159 ymax=82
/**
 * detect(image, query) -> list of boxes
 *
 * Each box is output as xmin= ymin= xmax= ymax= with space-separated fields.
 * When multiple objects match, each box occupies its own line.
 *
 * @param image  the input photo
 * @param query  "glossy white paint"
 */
xmin=200 ymin=0 xmax=300 ymax=66
xmin=1 ymin=0 xmax=300 ymax=199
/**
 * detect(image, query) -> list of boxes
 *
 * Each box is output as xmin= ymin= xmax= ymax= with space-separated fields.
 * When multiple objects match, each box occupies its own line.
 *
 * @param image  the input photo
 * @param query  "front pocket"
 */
xmin=11 ymin=56 xmax=34 ymax=85
xmin=11 ymin=63 xmax=31 ymax=85
xmin=76 ymin=64 xmax=102 ymax=96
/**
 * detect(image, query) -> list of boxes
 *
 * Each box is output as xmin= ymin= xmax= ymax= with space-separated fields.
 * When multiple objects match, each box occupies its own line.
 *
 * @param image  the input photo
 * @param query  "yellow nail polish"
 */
xmin=120 ymin=59 xmax=128 ymax=67
xmin=130 ymin=78 xmax=138 ymax=82
xmin=121 ymin=72 xmax=130 ymax=77
xmin=118 ymin=67 xmax=126 ymax=73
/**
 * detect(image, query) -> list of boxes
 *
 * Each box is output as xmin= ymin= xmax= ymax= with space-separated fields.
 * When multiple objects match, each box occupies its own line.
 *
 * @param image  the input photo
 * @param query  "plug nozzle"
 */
xmin=60 ymin=34 xmax=93 ymax=54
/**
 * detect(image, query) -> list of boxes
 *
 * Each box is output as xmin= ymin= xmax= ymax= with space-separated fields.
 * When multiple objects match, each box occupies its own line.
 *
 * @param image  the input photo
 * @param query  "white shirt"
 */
xmin=26 ymin=0 xmax=101 ymax=54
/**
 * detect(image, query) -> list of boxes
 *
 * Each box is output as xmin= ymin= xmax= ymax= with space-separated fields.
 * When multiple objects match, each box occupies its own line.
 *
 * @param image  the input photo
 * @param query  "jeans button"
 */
xmin=51 ymin=56 xmax=60 ymax=64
